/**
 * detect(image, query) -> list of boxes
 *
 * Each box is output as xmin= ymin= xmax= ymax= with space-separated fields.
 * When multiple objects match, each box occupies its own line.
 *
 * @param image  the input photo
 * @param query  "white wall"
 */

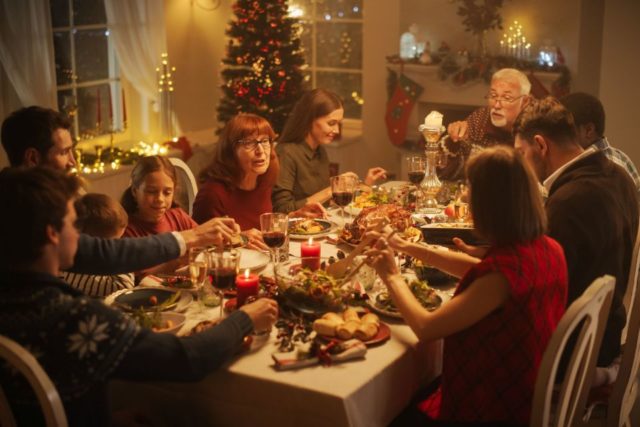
xmin=599 ymin=0 xmax=640 ymax=168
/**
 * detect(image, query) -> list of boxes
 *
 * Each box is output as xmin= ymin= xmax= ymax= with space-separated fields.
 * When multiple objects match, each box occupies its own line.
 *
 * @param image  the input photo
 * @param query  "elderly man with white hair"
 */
xmin=439 ymin=68 xmax=531 ymax=180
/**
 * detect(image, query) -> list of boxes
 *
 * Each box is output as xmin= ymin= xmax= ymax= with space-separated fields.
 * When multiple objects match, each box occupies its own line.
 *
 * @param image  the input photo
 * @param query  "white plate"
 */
xmin=238 ymin=248 xmax=270 ymax=271
xmin=288 ymin=218 xmax=335 ymax=240
xmin=344 ymin=205 xmax=362 ymax=216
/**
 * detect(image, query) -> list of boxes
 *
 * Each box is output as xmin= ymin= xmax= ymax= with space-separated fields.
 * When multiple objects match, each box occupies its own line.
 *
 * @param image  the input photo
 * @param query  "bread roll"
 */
xmin=343 ymin=307 xmax=359 ymax=322
xmin=354 ymin=321 xmax=379 ymax=341
xmin=322 ymin=312 xmax=344 ymax=323
xmin=361 ymin=313 xmax=379 ymax=326
xmin=313 ymin=318 xmax=341 ymax=336
xmin=336 ymin=320 xmax=360 ymax=340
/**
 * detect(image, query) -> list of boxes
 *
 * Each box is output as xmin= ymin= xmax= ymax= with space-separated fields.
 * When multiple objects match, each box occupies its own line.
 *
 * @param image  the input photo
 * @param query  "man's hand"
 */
xmin=447 ymin=120 xmax=469 ymax=142
xmin=239 ymin=298 xmax=279 ymax=332
xmin=181 ymin=217 xmax=240 ymax=248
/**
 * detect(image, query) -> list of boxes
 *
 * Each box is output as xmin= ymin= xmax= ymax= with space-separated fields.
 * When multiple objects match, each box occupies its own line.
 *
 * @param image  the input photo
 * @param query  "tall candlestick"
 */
xmin=121 ymin=88 xmax=127 ymax=128
xmin=96 ymin=87 xmax=101 ymax=128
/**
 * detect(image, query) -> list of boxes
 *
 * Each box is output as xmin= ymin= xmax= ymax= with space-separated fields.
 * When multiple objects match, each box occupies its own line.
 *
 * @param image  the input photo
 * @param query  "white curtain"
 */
xmin=0 ymin=0 xmax=57 ymax=120
xmin=105 ymin=0 xmax=167 ymax=133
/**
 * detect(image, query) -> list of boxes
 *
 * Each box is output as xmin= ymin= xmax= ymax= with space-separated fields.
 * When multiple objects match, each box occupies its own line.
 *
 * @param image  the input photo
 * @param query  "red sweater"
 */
xmin=420 ymin=235 xmax=568 ymax=425
xmin=192 ymin=179 xmax=272 ymax=230
xmin=124 ymin=207 xmax=197 ymax=238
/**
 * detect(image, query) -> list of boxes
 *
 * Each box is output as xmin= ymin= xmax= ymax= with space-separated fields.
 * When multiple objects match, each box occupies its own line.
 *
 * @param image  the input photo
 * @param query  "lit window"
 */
xmin=50 ymin=0 xmax=124 ymax=140
xmin=291 ymin=0 xmax=363 ymax=119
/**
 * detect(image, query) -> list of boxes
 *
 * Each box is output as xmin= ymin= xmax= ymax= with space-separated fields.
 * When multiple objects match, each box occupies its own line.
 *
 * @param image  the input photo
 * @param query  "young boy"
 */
xmin=62 ymin=193 xmax=135 ymax=297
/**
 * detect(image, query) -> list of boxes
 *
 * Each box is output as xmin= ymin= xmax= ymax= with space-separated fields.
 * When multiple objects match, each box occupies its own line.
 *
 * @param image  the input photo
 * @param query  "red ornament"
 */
xmin=277 ymin=70 xmax=285 ymax=77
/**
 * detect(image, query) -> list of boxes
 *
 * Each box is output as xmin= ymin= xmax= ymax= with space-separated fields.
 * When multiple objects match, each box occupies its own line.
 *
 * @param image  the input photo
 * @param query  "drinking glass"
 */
xmin=209 ymin=249 xmax=241 ymax=318
xmin=260 ymin=213 xmax=288 ymax=264
xmin=189 ymin=247 xmax=208 ymax=290
xmin=330 ymin=174 xmax=358 ymax=225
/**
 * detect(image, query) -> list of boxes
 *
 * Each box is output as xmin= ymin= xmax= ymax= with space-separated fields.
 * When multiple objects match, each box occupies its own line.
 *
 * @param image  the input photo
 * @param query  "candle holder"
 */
xmin=418 ymin=125 xmax=444 ymax=212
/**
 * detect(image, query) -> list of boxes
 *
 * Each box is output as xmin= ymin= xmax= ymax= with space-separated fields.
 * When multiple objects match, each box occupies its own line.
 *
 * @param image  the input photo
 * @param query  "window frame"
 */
xmin=51 ymin=0 xmax=123 ymax=141
xmin=296 ymin=1 xmax=364 ymax=124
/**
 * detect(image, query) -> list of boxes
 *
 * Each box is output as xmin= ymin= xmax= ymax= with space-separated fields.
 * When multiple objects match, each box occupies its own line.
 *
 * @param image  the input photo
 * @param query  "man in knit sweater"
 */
xmin=513 ymin=97 xmax=639 ymax=385
xmin=440 ymin=68 xmax=531 ymax=180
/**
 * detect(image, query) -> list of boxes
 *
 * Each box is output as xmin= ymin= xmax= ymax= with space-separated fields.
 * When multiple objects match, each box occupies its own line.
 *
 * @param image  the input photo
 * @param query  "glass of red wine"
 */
xmin=260 ymin=212 xmax=289 ymax=264
xmin=330 ymin=174 xmax=358 ymax=225
xmin=209 ymin=249 xmax=240 ymax=318
xmin=407 ymin=156 xmax=426 ymax=210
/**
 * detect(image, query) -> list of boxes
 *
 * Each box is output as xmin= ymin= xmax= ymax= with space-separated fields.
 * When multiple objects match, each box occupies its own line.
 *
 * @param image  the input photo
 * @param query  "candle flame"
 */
xmin=244 ymin=269 xmax=250 ymax=278
xmin=308 ymin=237 xmax=314 ymax=245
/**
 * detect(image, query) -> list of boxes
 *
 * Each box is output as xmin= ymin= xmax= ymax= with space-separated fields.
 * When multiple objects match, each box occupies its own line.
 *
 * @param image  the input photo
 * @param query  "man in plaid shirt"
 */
xmin=561 ymin=92 xmax=640 ymax=196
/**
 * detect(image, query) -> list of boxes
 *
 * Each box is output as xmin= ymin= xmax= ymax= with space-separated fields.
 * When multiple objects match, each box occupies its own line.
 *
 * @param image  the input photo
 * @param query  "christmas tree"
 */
xmin=217 ymin=0 xmax=307 ymax=134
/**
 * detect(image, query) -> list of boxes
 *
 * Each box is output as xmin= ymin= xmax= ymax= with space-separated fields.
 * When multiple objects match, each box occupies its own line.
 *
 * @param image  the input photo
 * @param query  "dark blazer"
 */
xmin=69 ymin=233 xmax=180 ymax=275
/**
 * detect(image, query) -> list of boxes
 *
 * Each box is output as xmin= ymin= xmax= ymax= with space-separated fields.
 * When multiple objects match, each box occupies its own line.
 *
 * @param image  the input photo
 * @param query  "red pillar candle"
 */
xmin=301 ymin=237 xmax=321 ymax=270
xmin=236 ymin=268 xmax=259 ymax=307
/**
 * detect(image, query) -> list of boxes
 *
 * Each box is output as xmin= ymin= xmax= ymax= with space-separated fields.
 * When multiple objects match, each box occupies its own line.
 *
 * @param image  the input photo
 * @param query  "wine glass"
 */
xmin=209 ymin=249 xmax=240 ymax=318
xmin=330 ymin=174 xmax=358 ymax=225
xmin=260 ymin=213 xmax=288 ymax=264
xmin=407 ymin=156 xmax=425 ymax=211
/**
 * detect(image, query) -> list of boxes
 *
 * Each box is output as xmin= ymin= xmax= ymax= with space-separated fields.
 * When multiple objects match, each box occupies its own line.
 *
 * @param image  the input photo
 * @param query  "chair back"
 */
xmin=0 ymin=335 xmax=67 ymax=427
xmin=169 ymin=157 xmax=198 ymax=215
xmin=603 ymin=221 xmax=640 ymax=426
xmin=531 ymin=275 xmax=615 ymax=427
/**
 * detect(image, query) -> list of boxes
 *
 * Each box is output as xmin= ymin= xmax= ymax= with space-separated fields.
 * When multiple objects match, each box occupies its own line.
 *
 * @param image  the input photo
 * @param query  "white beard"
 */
xmin=490 ymin=111 xmax=507 ymax=128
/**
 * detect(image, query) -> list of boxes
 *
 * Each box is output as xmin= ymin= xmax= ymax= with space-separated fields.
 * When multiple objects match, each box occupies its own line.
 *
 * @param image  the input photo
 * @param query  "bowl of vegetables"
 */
xmin=274 ymin=258 xmax=347 ymax=315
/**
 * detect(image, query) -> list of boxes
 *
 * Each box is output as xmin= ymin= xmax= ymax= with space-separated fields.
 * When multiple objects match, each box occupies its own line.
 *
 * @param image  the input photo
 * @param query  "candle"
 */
xmin=300 ymin=237 xmax=321 ymax=270
xmin=236 ymin=268 xmax=259 ymax=307
xmin=121 ymin=88 xmax=127 ymax=126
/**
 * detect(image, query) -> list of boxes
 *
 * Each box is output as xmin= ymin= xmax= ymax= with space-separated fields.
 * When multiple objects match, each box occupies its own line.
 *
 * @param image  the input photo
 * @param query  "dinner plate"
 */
xmin=238 ymin=248 xmax=270 ymax=271
xmin=288 ymin=218 xmax=334 ymax=240
xmin=112 ymin=288 xmax=182 ymax=312
xmin=379 ymin=180 xmax=412 ymax=191
xmin=366 ymin=288 xmax=444 ymax=319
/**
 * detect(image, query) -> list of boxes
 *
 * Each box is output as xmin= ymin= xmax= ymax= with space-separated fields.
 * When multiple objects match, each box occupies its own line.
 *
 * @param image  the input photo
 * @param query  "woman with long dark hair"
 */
xmin=272 ymin=88 xmax=387 ymax=213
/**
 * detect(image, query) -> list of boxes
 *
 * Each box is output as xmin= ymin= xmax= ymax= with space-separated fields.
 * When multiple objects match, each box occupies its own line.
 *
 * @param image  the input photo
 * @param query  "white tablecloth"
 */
xmin=109 ymin=213 xmax=452 ymax=427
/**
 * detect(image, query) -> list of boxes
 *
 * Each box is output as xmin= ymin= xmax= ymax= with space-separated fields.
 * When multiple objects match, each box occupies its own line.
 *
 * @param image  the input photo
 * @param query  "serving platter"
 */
xmin=288 ymin=218 xmax=334 ymax=240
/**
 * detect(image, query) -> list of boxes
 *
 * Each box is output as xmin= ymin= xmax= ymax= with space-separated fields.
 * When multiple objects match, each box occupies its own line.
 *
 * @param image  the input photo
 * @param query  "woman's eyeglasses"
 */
xmin=237 ymin=138 xmax=272 ymax=151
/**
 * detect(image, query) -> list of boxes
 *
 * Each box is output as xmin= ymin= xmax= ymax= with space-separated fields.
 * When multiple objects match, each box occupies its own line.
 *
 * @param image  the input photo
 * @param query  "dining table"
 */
xmin=108 ymin=207 xmax=455 ymax=427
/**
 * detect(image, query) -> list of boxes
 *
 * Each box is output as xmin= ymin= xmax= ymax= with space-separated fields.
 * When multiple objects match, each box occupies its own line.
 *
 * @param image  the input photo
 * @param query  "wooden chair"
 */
xmin=169 ymin=157 xmax=198 ymax=216
xmin=531 ymin=275 xmax=616 ymax=427
xmin=582 ymin=222 xmax=640 ymax=427
xmin=0 ymin=335 xmax=67 ymax=427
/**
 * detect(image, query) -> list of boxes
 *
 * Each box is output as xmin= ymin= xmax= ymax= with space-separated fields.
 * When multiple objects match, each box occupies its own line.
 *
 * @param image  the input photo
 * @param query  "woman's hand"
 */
xmin=365 ymin=238 xmax=400 ymax=281
xmin=364 ymin=167 xmax=387 ymax=186
xmin=364 ymin=225 xmax=408 ymax=252
xmin=291 ymin=203 xmax=328 ymax=219
xmin=242 ymin=228 xmax=268 ymax=251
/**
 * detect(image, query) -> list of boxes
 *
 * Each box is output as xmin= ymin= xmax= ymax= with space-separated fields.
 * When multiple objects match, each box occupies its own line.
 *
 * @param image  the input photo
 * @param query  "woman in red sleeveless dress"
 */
xmin=367 ymin=146 xmax=568 ymax=426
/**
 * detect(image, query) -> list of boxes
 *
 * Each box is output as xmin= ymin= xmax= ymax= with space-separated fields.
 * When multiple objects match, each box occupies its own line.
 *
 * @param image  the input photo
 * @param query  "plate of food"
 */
xmin=312 ymin=309 xmax=390 ymax=346
xmin=131 ymin=311 xmax=186 ymax=335
xmin=368 ymin=279 xmax=443 ymax=319
xmin=113 ymin=288 xmax=183 ymax=312
xmin=288 ymin=218 xmax=334 ymax=239
xmin=274 ymin=258 xmax=348 ymax=314
xmin=339 ymin=204 xmax=419 ymax=246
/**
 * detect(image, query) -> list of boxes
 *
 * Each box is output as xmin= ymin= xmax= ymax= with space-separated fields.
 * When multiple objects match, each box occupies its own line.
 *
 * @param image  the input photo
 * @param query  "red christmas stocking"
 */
xmin=385 ymin=74 xmax=423 ymax=146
